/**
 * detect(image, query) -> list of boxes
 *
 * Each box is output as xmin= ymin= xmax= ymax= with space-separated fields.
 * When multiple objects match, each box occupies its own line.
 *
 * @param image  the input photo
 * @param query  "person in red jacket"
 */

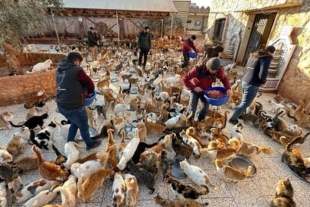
xmin=182 ymin=57 xmax=232 ymax=121
xmin=182 ymin=35 xmax=197 ymax=69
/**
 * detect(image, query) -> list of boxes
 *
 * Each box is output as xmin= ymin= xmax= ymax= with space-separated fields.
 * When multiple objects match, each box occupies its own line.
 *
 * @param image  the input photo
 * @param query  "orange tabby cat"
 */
xmin=228 ymin=139 xmax=273 ymax=157
xmin=119 ymin=129 xmax=127 ymax=157
xmin=137 ymin=122 xmax=147 ymax=142
xmin=76 ymin=151 xmax=108 ymax=164
xmin=124 ymin=173 xmax=139 ymax=207
xmin=32 ymin=146 xmax=69 ymax=181
xmin=96 ymin=76 xmax=111 ymax=90
xmin=186 ymin=127 xmax=205 ymax=147
xmin=206 ymin=140 xmax=239 ymax=162
xmin=77 ymin=168 xmax=114 ymax=201
xmin=14 ymin=155 xmax=38 ymax=172
xmin=215 ymin=159 xmax=252 ymax=182
xmin=0 ymin=111 xmax=14 ymax=129
xmin=144 ymin=115 xmax=165 ymax=135
xmin=159 ymin=104 xmax=169 ymax=124
xmin=209 ymin=128 xmax=227 ymax=147
xmin=293 ymin=99 xmax=310 ymax=128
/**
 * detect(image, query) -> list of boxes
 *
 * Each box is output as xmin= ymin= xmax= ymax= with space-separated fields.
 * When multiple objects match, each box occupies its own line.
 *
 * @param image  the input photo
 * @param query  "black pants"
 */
xmin=138 ymin=48 xmax=149 ymax=67
xmin=182 ymin=53 xmax=189 ymax=68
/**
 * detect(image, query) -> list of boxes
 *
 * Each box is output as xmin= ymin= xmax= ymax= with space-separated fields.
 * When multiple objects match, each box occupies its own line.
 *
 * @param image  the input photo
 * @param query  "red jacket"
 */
xmin=182 ymin=64 xmax=231 ymax=92
xmin=182 ymin=38 xmax=197 ymax=54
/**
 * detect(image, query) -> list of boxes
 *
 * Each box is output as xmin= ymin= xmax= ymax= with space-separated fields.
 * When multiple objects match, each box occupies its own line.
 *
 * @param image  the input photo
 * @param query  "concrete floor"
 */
xmin=1 ymin=81 xmax=310 ymax=206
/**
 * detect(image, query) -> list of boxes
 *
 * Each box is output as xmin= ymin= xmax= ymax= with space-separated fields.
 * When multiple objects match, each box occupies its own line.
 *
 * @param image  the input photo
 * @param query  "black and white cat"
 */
xmin=10 ymin=113 xmax=49 ymax=129
xmin=30 ymin=121 xmax=57 ymax=150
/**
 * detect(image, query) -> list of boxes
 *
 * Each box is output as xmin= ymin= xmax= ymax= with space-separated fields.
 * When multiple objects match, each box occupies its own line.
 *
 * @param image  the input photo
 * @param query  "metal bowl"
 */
xmin=111 ymin=77 xmax=119 ymax=83
xmin=77 ymin=127 xmax=98 ymax=141
xmin=288 ymin=165 xmax=310 ymax=183
xmin=228 ymin=155 xmax=257 ymax=176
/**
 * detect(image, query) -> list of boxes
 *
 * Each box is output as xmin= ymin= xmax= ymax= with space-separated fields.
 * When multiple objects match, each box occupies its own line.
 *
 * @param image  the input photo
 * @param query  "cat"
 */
xmin=0 ymin=163 xmax=22 ymax=192
xmin=14 ymin=179 xmax=55 ymax=204
xmin=138 ymin=150 xmax=160 ymax=176
xmin=215 ymin=159 xmax=252 ymax=182
xmin=52 ymin=174 xmax=77 ymax=207
xmin=91 ymin=120 xmax=115 ymax=139
xmin=117 ymin=128 xmax=141 ymax=170
xmin=6 ymin=133 xmax=26 ymax=156
xmin=144 ymin=114 xmax=166 ymax=135
xmin=112 ymin=172 xmax=126 ymax=207
xmin=118 ymin=129 xmax=127 ymax=158
xmin=126 ymin=160 xmax=156 ymax=194
xmin=272 ymin=110 xmax=288 ymax=132
xmin=106 ymin=144 xmax=118 ymax=170
xmin=0 ymin=148 xmax=13 ymax=164
xmin=131 ymin=141 xmax=158 ymax=164
xmin=27 ymin=59 xmax=53 ymax=73
xmin=172 ymin=132 xmax=193 ymax=159
xmin=75 ymin=151 xmax=108 ymax=164
xmin=18 ymin=126 xmax=35 ymax=144
xmin=281 ymin=140 xmax=310 ymax=180
xmin=77 ymin=168 xmax=113 ymax=201
xmin=51 ymin=144 xmax=67 ymax=166
xmin=30 ymin=121 xmax=57 ymax=150
xmin=283 ymin=124 xmax=303 ymax=136
xmin=285 ymin=132 xmax=310 ymax=147
xmin=32 ymin=145 xmax=69 ymax=182
xmin=209 ymin=128 xmax=228 ymax=147
xmin=230 ymin=122 xmax=244 ymax=143
xmin=96 ymin=76 xmax=111 ymax=91
xmin=164 ymin=172 xmax=209 ymax=199
xmin=26 ymin=107 xmax=37 ymax=120
xmin=270 ymin=179 xmax=296 ymax=207
xmin=0 ymin=111 xmax=14 ymax=129
xmin=10 ymin=112 xmax=49 ymax=129
xmin=71 ymin=153 xmax=109 ymax=178
xmin=14 ymin=155 xmax=38 ymax=172
xmin=180 ymin=159 xmax=224 ymax=190
xmin=291 ymin=99 xmax=310 ymax=128
xmin=22 ymin=189 xmax=58 ymax=207
xmin=0 ymin=178 xmax=7 ymax=207
xmin=186 ymin=127 xmax=205 ymax=147
xmin=231 ymin=139 xmax=274 ymax=157
xmin=153 ymin=193 xmax=209 ymax=207
xmin=179 ymin=130 xmax=206 ymax=158
xmin=206 ymin=140 xmax=239 ymax=163
xmin=124 ymin=173 xmax=139 ymax=207
xmin=160 ymin=150 xmax=169 ymax=180
xmin=86 ymin=107 xmax=98 ymax=129
xmin=63 ymin=141 xmax=81 ymax=169
xmin=137 ymin=122 xmax=147 ymax=141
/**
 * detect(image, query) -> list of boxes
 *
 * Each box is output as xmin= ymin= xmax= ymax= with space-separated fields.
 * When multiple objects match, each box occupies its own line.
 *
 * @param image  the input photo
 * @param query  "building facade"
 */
xmin=206 ymin=0 xmax=310 ymax=105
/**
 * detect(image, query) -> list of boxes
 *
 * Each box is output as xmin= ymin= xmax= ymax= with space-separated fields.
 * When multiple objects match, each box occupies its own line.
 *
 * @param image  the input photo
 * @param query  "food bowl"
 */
xmin=84 ymin=90 xmax=97 ymax=106
xmin=204 ymin=86 xmax=229 ymax=106
xmin=188 ymin=52 xmax=197 ymax=58
xmin=229 ymin=155 xmax=257 ymax=176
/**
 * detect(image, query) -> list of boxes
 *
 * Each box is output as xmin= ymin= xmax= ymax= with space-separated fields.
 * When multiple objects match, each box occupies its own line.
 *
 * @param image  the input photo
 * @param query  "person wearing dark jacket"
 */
xmin=88 ymin=27 xmax=99 ymax=62
xmin=182 ymin=57 xmax=232 ymax=121
xmin=56 ymin=52 xmax=101 ymax=150
xmin=138 ymin=26 xmax=151 ymax=68
xmin=228 ymin=45 xmax=275 ymax=125
xmin=182 ymin=35 xmax=198 ymax=69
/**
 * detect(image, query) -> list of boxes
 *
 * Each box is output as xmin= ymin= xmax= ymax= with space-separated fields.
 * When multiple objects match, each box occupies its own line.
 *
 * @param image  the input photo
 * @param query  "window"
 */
xmin=213 ymin=18 xmax=226 ymax=42
xmin=194 ymin=20 xmax=201 ymax=26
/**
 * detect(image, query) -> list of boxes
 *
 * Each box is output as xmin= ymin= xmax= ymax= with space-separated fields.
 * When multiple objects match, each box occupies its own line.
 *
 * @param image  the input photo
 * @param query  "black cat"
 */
xmin=9 ymin=113 xmax=49 ymax=129
xmin=132 ymin=142 xmax=158 ymax=163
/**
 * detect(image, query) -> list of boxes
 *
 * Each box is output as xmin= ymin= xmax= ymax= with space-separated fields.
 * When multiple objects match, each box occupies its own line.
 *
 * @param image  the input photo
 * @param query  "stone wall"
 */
xmin=206 ymin=0 xmax=310 ymax=105
xmin=0 ymin=70 xmax=56 ymax=107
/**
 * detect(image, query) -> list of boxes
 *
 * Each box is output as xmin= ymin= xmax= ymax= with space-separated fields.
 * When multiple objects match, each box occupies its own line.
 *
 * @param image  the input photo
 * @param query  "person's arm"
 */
xmin=77 ymin=69 xmax=95 ymax=94
xmin=259 ymin=57 xmax=272 ymax=84
xmin=191 ymin=43 xmax=198 ymax=53
xmin=181 ymin=67 xmax=198 ymax=91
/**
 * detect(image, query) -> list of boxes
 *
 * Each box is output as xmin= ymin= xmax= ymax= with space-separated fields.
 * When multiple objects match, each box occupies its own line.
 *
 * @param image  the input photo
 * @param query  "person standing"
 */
xmin=182 ymin=57 xmax=232 ymax=122
xmin=182 ymin=35 xmax=198 ymax=69
xmin=228 ymin=45 xmax=276 ymax=125
xmin=138 ymin=26 xmax=151 ymax=68
xmin=88 ymin=27 xmax=99 ymax=62
xmin=56 ymin=52 xmax=102 ymax=150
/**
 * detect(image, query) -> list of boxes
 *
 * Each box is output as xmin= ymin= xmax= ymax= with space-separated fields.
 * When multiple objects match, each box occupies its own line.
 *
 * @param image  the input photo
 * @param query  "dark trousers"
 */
xmin=188 ymin=91 xmax=209 ymax=121
xmin=182 ymin=53 xmax=189 ymax=68
xmin=138 ymin=48 xmax=149 ymax=67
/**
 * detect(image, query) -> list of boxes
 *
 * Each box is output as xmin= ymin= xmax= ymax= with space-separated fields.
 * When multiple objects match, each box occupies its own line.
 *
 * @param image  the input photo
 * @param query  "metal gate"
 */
xmin=242 ymin=14 xmax=270 ymax=66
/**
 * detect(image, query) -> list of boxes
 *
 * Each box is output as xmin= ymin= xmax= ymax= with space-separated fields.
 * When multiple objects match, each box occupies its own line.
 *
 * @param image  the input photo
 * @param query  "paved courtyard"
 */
xmin=0 ymin=88 xmax=309 ymax=207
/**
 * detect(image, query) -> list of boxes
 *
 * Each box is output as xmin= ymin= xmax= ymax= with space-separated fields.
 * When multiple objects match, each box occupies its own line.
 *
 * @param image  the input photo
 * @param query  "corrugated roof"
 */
xmin=60 ymin=0 xmax=178 ymax=12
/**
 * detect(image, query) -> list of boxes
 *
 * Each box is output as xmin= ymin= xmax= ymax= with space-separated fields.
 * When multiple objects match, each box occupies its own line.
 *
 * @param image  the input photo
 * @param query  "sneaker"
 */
xmin=228 ymin=119 xmax=239 ymax=125
xmin=86 ymin=140 xmax=102 ymax=150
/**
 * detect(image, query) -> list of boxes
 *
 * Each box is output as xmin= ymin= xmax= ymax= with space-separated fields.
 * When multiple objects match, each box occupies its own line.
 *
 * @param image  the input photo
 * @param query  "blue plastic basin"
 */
xmin=204 ymin=86 xmax=228 ymax=106
xmin=188 ymin=52 xmax=197 ymax=58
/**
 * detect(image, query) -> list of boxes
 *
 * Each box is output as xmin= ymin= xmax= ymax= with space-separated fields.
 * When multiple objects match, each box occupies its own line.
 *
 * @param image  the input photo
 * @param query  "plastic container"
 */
xmin=188 ymin=52 xmax=197 ymax=58
xmin=84 ymin=90 xmax=97 ymax=106
xmin=204 ymin=86 xmax=229 ymax=106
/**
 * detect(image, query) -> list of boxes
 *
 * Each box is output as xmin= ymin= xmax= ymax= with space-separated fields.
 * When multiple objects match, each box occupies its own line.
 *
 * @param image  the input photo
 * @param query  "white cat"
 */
xmin=22 ymin=189 xmax=57 ymax=207
xmin=70 ymin=159 xmax=105 ymax=178
xmin=230 ymin=123 xmax=244 ymax=143
xmin=268 ymin=100 xmax=286 ymax=115
xmin=117 ymin=128 xmax=140 ymax=170
xmin=164 ymin=113 xmax=182 ymax=126
xmin=124 ymin=173 xmax=139 ymax=207
xmin=15 ymin=179 xmax=54 ymax=204
xmin=52 ymin=175 xmax=77 ymax=207
xmin=53 ymin=117 xmax=81 ymax=141
xmin=63 ymin=141 xmax=81 ymax=169
xmin=181 ymin=134 xmax=202 ymax=158
xmin=112 ymin=172 xmax=126 ymax=207
xmin=27 ymin=59 xmax=53 ymax=74
xmin=179 ymin=159 xmax=223 ymax=190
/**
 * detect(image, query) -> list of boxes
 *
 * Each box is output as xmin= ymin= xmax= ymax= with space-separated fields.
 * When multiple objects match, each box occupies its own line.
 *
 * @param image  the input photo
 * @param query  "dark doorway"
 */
xmin=242 ymin=13 xmax=276 ymax=66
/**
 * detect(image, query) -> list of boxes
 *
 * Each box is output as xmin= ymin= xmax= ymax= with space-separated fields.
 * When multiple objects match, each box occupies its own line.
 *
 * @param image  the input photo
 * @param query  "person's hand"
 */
xmin=85 ymin=92 xmax=93 ymax=98
xmin=194 ymin=87 xmax=203 ymax=93
xmin=226 ymin=89 xmax=233 ymax=101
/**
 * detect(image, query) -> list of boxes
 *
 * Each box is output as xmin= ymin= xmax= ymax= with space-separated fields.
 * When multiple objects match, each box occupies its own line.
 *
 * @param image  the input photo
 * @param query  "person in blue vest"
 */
xmin=56 ymin=52 xmax=102 ymax=150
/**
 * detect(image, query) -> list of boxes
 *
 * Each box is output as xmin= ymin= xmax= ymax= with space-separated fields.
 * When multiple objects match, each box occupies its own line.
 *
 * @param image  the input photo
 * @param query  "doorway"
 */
xmin=242 ymin=13 xmax=277 ymax=66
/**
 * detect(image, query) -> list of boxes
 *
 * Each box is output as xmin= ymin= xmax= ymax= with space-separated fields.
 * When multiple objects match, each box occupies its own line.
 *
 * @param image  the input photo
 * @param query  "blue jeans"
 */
xmin=230 ymin=81 xmax=259 ymax=120
xmin=188 ymin=91 xmax=209 ymax=121
xmin=57 ymin=106 xmax=93 ymax=147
